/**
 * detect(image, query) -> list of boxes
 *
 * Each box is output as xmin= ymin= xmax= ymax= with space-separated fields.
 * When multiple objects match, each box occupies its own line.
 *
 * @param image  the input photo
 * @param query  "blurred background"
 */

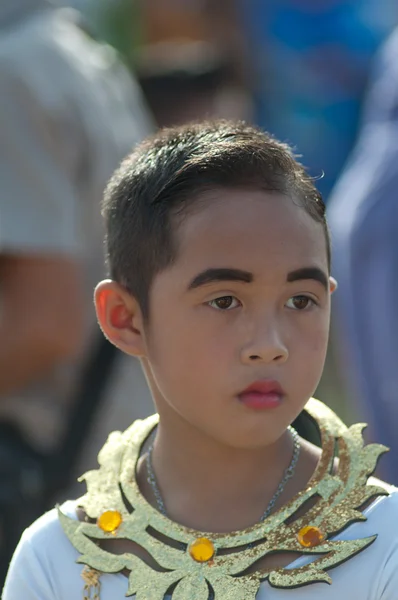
xmin=1 ymin=0 xmax=398 ymax=586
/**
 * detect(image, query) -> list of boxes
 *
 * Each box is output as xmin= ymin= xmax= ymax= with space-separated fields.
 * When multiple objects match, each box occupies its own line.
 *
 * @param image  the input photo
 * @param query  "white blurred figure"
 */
xmin=0 ymin=0 xmax=153 ymax=515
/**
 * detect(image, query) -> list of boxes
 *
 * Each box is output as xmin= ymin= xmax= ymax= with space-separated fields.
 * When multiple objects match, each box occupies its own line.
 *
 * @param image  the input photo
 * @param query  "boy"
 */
xmin=3 ymin=121 xmax=398 ymax=599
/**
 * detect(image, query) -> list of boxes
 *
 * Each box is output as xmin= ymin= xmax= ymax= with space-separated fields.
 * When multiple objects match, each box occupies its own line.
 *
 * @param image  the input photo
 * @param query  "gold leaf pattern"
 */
xmin=173 ymin=574 xmax=209 ymax=600
xmin=59 ymin=398 xmax=389 ymax=599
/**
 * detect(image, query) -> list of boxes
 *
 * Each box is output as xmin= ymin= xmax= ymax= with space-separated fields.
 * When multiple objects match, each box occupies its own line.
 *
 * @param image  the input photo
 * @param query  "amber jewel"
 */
xmin=189 ymin=537 xmax=215 ymax=562
xmin=297 ymin=525 xmax=325 ymax=548
xmin=97 ymin=509 xmax=122 ymax=533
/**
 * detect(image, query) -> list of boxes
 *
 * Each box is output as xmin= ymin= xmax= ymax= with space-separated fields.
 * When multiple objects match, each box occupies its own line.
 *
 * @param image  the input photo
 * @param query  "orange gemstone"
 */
xmin=297 ymin=525 xmax=325 ymax=548
xmin=189 ymin=537 xmax=215 ymax=562
xmin=97 ymin=510 xmax=122 ymax=533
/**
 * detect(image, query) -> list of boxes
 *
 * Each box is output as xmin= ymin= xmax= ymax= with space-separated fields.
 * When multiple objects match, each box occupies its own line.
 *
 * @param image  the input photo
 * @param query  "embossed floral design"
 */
xmin=60 ymin=400 xmax=388 ymax=599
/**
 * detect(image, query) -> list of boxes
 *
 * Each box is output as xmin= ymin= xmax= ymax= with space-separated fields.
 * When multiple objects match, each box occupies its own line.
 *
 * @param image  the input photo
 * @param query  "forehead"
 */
xmin=174 ymin=188 xmax=328 ymax=278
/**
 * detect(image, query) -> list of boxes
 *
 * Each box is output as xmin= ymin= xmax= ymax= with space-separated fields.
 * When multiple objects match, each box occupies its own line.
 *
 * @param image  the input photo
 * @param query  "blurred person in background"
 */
xmin=0 ymin=0 xmax=153 ymax=581
xmin=327 ymin=28 xmax=398 ymax=483
xmin=237 ymin=0 xmax=397 ymax=198
xmin=85 ymin=0 xmax=252 ymax=127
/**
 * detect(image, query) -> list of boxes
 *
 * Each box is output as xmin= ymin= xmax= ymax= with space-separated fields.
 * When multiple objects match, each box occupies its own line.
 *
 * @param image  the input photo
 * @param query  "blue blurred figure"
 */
xmin=239 ymin=0 xmax=396 ymax=197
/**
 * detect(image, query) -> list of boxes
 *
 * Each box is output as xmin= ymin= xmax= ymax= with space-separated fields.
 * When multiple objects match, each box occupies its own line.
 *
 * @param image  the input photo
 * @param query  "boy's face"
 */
xmin=99 ymin=188 xmax=336 ymax=449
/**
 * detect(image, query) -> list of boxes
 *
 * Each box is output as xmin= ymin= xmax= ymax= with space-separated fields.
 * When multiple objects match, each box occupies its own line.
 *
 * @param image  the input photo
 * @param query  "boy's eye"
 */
xmin=208 ymin=296 xmax=240 ymax=310
xmin=286 ymin=295 xmax=316 ymax=310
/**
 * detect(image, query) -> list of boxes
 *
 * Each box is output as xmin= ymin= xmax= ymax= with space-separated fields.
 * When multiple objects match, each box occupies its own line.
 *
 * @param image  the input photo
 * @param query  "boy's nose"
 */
xmin=240 ymin=324 xmax=289 ymax=365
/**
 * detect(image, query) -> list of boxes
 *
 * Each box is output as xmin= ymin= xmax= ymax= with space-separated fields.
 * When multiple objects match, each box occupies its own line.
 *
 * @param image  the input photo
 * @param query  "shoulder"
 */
xmin=368 ymin=475 xmax=394 ymax=493
xmin=19 ymin=499 xmax=79 ymax=546
xmin=0 ymin=10 xmax=97 ymax=98
xmin=359 ymin=489 xmax=398 ymax=598
xmin=0 ymin=12 xmax=62 ymax=113
xmin=0 ymin=9 xmax=83 ymax=60
xmin=3 ymin=501 xmax=84 ymax=600
xmin=364 ymin=486 xmax=398 ymax=530
xmin=4 ymin=498 xmax=130 ymax=599
xmin=351 ymin=488 xmax=398 ymax=578
xmin=0 ymin=11 xmax=54 ymax=72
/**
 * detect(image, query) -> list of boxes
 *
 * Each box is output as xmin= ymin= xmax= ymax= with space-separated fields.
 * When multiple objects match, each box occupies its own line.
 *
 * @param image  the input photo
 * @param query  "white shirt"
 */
xmin=3 ymin=490 xmax=398 ymax=599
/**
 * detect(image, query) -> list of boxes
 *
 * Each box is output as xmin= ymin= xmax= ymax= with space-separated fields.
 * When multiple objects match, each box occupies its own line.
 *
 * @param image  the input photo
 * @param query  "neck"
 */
xmin=140 ymin=408 xmax=301 ymax=533
xmin=0 ymin=0 xmax=54 ymax=28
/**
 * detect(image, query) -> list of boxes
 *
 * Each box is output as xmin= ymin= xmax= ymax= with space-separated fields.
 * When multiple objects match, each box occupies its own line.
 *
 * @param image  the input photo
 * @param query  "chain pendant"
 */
xmin=147 ymin=425 xmax=301 ymax=523
xmin=82 ymin=566 xmax=101 ymax=600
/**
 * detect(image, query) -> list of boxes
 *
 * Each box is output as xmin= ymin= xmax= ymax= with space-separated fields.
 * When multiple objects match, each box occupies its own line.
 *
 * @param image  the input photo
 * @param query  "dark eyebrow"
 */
xmin=287 ymin=267 xmax=328 ymax=290
xmin=188 ymin=268 xmax=253 ymax=290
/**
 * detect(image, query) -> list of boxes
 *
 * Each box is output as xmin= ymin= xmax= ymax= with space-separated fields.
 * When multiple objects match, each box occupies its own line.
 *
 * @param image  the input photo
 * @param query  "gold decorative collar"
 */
xmin=59 ymin=398 xmax=389 ymax=599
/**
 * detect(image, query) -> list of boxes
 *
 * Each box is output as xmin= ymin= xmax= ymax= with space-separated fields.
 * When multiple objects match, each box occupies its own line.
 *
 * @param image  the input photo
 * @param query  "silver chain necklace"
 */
xmin=146 ymin=425 xmax=301 ymax=523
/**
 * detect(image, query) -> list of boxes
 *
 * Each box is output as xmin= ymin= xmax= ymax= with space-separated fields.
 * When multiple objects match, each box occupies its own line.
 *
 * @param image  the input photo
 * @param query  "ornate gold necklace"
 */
xmin=60 ymin=398 xmax=388 ymax=599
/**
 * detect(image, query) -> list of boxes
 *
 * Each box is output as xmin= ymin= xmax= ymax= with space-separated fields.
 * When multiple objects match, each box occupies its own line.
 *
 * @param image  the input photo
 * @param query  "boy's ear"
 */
xmin=329 ymin=276 xmax=338 ymax=294
xmin=94 ymin=280 xmax=146 ymax=357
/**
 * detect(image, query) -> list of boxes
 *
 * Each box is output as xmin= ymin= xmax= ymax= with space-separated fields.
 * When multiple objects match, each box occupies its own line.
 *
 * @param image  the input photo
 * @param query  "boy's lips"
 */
xmin=238 ymin=379 xmax=284 ymax=410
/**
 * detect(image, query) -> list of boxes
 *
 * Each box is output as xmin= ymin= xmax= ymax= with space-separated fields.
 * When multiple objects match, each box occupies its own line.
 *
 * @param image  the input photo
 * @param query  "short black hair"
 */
xmin=103 ymin=120 xmax=330 ymax=319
